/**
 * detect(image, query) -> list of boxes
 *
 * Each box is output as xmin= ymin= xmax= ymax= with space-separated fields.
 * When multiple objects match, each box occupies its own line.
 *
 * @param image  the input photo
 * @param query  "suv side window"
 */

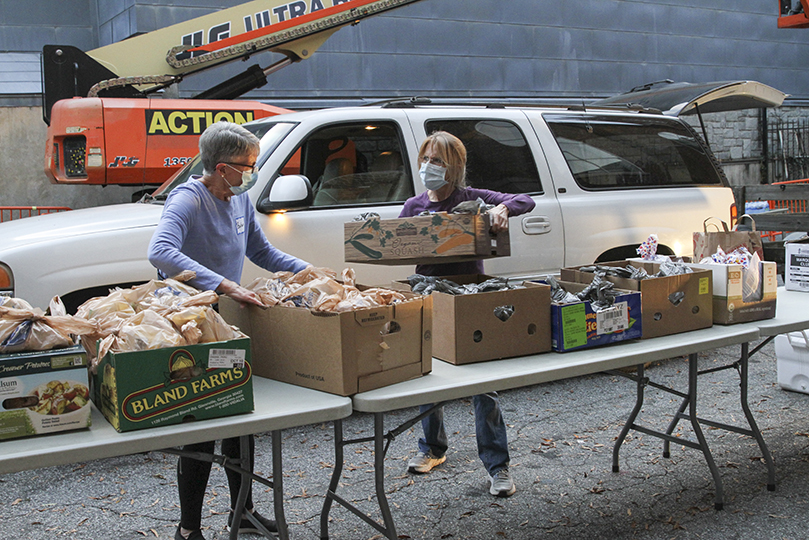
xmin=278 ymin=121 xmax=413 ymax=206
xmin=544 ymin=114 xmax=723 ymax=189
xmin=424 ymin=119 xmax=543 ymax=194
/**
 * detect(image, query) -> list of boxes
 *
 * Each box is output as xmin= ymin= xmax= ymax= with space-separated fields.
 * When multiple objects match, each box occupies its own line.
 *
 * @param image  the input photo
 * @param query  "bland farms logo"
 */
xmin=145 ymin=110 xmax=256 ymax=135
xmin=121 ymin=348 xmax=250 ymax=422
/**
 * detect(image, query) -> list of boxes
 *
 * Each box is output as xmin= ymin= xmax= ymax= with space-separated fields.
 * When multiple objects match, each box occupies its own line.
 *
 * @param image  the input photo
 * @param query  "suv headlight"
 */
xmin=0 ymin=262 xmax=13 ymax=298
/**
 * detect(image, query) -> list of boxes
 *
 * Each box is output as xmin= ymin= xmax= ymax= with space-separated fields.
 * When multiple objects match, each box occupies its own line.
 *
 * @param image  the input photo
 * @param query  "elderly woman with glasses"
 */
xmin=149 ymin=121 xmax=310 ymax=540
xmin=400 ymin=130 xmax=535 ymax=498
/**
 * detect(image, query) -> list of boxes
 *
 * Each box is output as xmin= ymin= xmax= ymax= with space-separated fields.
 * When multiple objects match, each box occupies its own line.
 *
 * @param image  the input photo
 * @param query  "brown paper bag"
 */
xmin=692 ymin=216 xmax=764 ymax=261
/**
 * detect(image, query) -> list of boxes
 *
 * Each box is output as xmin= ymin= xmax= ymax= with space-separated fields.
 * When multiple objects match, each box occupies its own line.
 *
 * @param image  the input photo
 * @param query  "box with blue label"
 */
xmin=91 ymin=337 xmax=253 ymax=432
xmin=0 ymin=344 xmax=91 ymax=441
xmin=539 ymin=280 xmax=642 ymax=353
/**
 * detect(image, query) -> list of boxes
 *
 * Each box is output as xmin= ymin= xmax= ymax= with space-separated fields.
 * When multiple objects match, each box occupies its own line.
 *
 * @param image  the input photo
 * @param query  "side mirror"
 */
xmin=262 ymin=174 xmax=313 ymax=212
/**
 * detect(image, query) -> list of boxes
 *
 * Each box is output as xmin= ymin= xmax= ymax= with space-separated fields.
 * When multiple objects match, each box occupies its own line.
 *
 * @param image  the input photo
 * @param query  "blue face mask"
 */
xmin=419 ymin=161 xmax=448 ymax=191
xmin=224 ymin=164 xmax=258 ymax=196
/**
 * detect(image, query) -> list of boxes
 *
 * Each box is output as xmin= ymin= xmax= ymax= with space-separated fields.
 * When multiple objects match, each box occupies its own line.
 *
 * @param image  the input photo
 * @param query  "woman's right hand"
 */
xmin=217 ymin=279 xmax=266 ymax=308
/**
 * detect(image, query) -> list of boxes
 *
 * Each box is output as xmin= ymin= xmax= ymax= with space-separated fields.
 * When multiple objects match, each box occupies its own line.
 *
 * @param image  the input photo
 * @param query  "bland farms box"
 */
xmin=687 ymin=261 xmax=777 ymax=324
xmin=393 ymin=275 xmax=552 ymax=364
xmin=541 ymin=280 xmax=643 ymax=352
xmin=220 ymin=295 xmax=431 ymax=396
xmin=91 ymin=338 xmax=253 ymax=432
xmin=0 ymin=345 xmax=91 ymax=441
xmin=561 ymin=261 xmax=713 ymax=339
xmin=785 ymin=236 xmax=809 ymax=292
xmin=344 ymin=212 xmax=510 ymax=266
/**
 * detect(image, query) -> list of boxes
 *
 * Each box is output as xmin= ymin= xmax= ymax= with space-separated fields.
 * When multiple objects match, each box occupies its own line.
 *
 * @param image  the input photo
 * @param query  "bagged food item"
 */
xmin=0 ymin=296 xmax=94 ymax=354
xmin=243 ymin=266 xmax=406 ymax=313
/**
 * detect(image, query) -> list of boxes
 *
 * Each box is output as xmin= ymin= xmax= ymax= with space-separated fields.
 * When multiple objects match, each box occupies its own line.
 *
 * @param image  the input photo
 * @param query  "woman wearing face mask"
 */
xmin=400 ymin=131 xmax=535 ymax=498
xmin=148 ymin=121 xmax=310 ymax=540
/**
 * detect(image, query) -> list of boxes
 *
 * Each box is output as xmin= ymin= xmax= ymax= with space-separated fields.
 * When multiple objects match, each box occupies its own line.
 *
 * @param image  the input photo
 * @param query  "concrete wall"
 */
xmin=0 ymin=107 xmax=143 ymax=209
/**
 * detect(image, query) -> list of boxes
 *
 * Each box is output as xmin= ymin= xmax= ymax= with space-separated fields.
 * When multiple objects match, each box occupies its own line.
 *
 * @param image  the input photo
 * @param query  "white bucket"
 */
xmin=776 ymin=331 xmax=809 ymax=394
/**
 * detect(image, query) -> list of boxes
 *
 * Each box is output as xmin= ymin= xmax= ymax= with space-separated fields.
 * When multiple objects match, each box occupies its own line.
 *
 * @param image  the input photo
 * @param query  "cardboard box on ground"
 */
xmin=0 ymin=345 xmax=92 ymax=441
xmin=344 ymin=212 xmax=510 ymax=266
xmin=561 ymin=260 xmax=713 ymax=338
xmin=220 ymin=288 xmax=432 ymax=397
xmin=391 ymin=275 xmax=552 ymax=364
xmin=535 ymin=279 xmax=643 ymax=353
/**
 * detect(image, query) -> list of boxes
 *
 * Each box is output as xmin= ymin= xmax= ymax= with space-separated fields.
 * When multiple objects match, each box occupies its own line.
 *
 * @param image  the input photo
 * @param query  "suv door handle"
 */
xmin=521 ymin=216 xmax=552 ymax=235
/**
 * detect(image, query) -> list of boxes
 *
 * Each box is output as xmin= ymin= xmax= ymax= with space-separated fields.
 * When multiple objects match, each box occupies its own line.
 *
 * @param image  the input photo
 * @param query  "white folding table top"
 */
xmin=757 ymin=288 xmax=809 ymax=337
xmin=0 ymin=377 xmax=352 ymax=475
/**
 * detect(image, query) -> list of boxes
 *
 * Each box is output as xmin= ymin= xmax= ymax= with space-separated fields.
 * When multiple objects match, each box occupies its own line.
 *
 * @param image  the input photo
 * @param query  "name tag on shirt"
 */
xmin=236 ymin=216 xmax=245 ymax=235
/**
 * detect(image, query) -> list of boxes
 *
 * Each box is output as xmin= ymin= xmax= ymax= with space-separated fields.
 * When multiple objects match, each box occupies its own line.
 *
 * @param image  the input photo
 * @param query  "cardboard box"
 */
xmin=92 ymin=338 xmax=253 ymax=432
xmin=687 ymin=260 xmax=777 ymax=324
xmin=540 ymin=280 xmax=643 ymax=352
xmin=220 ymin=294 xmax=431 ymax=396
xmin=344 ymin=212 xmax=510 ymax=266
xmin=561 ymin=260 xmax=713 ymax=339
xmin=785 ymin=236 xmax=809 ymax=292
xmin=393 ymin=275 xmax=552 ymax=364
xmin=775 ymin=331 xmax=809 ymax=394
xmin=0 ymin=345 xmax=91 ymax=441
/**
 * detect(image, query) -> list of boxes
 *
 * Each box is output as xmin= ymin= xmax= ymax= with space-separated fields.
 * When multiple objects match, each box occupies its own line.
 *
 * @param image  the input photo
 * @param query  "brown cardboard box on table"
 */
xmin=392 ymin=275 xmax=552 ymax=364
xmin=686 ymin=260 xmax=777 ymax=324
xmin=344 ymin=212 xmax=509 ymax=266
xmin=560 ymin=260 xmax=713 ymax=339
xmin=220 ymin=289 xmax=431 ymax=396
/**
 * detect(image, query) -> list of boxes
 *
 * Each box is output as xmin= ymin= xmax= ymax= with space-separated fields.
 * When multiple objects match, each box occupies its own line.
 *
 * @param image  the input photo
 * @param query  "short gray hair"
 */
xmin=199 ymin=121 xmax=260 ymax=174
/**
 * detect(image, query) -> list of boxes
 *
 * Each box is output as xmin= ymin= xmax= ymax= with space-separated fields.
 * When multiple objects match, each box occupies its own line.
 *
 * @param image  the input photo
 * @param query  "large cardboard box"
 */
xmin=0 ymin=345 xmax=91 ymax=441
xmin=561 ymin=261 xmax=713 ymax=339
xmin=785 ymin=236 xmax=809 ymax=292
xmin=540 ymin=280 xmax=643 ymax=352
xmin=393 ymin=275 xmax=552 ymax=364
xmin=220 ymin=294 xmax=432 ymax=396
xmin=344 ymin=212 xmax=509 ymax=266
xmin=687 ymin=260 xmax=777 ymax=324
xmin=92 ymin=338 xmax=253 ymax=432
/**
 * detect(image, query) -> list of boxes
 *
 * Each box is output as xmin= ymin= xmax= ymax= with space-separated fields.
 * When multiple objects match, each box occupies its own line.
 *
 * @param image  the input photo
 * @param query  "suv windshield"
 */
xmin=544 ymin=114 xmax=723 ymax=189
xmin=148 ymin=120 xmax=297 ymax=200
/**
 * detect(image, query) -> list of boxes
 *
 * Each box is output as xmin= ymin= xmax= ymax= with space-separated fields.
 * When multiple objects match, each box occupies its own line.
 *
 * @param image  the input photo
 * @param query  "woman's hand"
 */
xmin=217 ymin=278 xmax=266 ymax=308
xmin=487 ymin=204 xmax=510 ymax=233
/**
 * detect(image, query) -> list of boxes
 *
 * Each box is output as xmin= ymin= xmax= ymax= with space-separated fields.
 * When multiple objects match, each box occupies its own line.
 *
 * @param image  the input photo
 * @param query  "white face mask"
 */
xmin=224 ymin=164 xmax=258 ymax=196
xmin=419 ymin=161 xmax=448 ymax=191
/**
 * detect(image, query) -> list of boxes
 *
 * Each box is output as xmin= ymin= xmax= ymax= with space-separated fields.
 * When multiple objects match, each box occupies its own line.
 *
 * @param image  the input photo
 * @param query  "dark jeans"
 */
xmin=177 ymin=435 xmax=255 ymax=530
xmin=417 ymin=392 xmax=510 ymax=475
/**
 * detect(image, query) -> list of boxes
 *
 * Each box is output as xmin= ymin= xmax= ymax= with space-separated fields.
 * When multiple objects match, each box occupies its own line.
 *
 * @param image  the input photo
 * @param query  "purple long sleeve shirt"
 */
xmin=398 ymin=187 xmax=535 ymax=276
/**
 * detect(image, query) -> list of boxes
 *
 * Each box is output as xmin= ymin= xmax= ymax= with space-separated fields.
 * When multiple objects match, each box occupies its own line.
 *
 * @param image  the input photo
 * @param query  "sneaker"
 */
xmin=407 ymin=451 xmax=446 ymax=474
xmin=227 ymin=509 xmax=278 ymax=534
xmin=488 ymin=468 xmax=516 ymax=497
xmin=174 ymin=526 xmax=205 ymax=540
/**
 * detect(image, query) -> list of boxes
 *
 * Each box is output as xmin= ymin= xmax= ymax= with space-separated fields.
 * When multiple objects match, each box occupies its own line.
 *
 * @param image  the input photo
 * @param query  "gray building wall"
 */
xmin=1 ymin=0 xmax=808 ymax=209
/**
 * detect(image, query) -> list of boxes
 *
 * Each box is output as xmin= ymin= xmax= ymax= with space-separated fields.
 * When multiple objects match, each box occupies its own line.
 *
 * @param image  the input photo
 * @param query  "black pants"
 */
xmin=177 ymin=435 xmax=255 ymax=530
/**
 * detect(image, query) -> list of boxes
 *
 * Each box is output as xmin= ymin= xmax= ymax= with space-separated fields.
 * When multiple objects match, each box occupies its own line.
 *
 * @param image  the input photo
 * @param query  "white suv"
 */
xmin=0 ymin=98 xmax=737 ymax=312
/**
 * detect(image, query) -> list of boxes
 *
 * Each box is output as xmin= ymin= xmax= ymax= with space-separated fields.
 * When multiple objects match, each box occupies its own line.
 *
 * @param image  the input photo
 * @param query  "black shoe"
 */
xmin=227 ymin=509 xmax=278 ymax=534
xmin=174 ymin=526 xmax=206 ymax=540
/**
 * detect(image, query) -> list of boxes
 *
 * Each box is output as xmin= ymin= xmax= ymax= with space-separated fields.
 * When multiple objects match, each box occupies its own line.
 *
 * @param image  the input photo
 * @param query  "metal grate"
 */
xmin=0 ymin=206 xmax=72 ymax=223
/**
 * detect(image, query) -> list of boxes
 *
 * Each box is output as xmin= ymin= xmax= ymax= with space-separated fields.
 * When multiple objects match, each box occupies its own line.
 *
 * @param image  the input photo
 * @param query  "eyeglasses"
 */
xmin=225 ymin=162 xmax=257 ymax=173
xmin=420 ymin=155 xmax=446 ymax=168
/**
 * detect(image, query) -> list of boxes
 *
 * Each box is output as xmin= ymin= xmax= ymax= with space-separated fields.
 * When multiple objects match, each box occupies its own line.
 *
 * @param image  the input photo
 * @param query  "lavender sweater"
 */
xmin=398 ymin=187 xmax=535 ymax=276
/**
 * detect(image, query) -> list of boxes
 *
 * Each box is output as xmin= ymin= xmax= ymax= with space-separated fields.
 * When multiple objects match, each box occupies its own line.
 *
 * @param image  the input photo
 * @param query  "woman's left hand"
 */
xmin=487 ymin=204 xmax=510 ymax=233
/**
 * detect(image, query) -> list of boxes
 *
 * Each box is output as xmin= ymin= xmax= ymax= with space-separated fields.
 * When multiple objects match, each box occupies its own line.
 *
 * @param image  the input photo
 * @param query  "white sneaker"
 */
xmin=488 ymin=467 xmax=516 ymax=497
xmin=407 ymin=451 xmax=446 ymax=474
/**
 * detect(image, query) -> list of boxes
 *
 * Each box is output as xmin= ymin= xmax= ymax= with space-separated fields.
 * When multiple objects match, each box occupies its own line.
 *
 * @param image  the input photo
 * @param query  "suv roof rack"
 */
xmin=364 ymin=96 xmax=663 ymax=114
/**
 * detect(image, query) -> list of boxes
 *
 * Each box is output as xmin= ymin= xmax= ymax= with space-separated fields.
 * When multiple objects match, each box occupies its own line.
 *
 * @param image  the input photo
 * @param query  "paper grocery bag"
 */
xmin=692 ymin=216 xmax=764 ymax=261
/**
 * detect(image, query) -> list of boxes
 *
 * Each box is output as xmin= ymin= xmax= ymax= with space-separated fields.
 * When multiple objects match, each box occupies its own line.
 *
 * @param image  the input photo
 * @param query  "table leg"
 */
xmin=320 ymin=419 xmax=344 ymax=540
xmin=229 ymin=435 xmax=251 ymax=540
xmin=612 ymin=363 xmax=646 ymax=473
xmin=738 ymin=342 xmax=776 ymax=491
xmin=374 ymin=412 xmax=397 ymax=539
xmin=272 ymin=430 xmax=290 ymax=540
xmin=683 ymin=352 xmax=725 ymax=510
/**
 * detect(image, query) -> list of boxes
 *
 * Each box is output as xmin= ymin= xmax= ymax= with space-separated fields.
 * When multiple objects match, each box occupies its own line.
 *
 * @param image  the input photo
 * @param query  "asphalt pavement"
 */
xmin=2 ymin=337 xmax=809 ymax=540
